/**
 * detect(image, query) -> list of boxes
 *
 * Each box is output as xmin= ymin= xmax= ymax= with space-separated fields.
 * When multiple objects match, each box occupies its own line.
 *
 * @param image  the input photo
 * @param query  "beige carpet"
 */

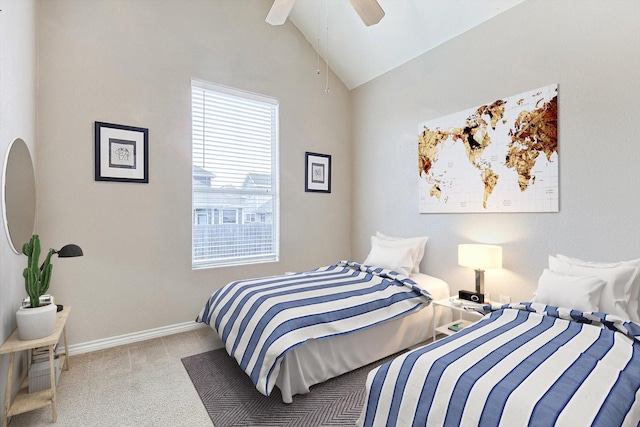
xmin=7 ymin=327 xmax=218 ymax=427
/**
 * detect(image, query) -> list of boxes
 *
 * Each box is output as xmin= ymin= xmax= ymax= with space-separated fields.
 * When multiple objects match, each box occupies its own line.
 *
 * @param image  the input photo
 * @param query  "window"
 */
xmin=194 ymin=209 xmax=210 ymax=225
xmin=222 ymin=209 xmax=239 ymax=224
xmin=192 ymin=79 xmax=279 ymax=268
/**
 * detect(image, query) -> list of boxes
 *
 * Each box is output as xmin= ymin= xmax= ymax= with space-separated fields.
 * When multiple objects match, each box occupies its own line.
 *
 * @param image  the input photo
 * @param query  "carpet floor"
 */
xmin=181 ymin=348 xmax=400 ymax=427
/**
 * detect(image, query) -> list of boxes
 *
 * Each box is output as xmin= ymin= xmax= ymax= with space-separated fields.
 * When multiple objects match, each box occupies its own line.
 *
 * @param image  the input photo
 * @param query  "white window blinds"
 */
xmin=191 ymin=80 xmax=279 ymax=268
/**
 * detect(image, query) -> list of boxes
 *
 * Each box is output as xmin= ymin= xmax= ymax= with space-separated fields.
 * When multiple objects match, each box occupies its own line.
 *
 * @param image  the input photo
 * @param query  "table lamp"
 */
xmin=458 ymin=243 xmax=502 ymax=296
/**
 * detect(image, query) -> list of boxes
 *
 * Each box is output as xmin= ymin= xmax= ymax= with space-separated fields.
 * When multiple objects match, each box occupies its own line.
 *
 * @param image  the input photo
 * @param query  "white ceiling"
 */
xmin=286 ymin=0 xmax=525 ymax=90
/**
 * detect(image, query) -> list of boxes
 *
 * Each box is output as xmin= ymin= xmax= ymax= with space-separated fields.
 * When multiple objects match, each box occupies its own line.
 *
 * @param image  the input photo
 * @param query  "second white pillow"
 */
xmin=533 ymin=269 xmax=606 ymax=313
xmin=375 ymin=232 xmax=428 ymax=273
xmin=549 ymin=255 xmax=637 ymax=320
xmin=363 ymin=243 xmax=414 ymax=277
xmin=556 ymin=254 xmax=640 ymax=322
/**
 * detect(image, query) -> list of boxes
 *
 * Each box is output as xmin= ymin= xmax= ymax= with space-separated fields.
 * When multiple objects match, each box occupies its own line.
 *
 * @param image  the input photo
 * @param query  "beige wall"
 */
xmin=0 ymin=0 xmax=38 ymax=413
xmin=35 ymin=0 xmax=352 ymax=346
xmin=3 ymin=0 xmax=639 ymax=417
xmin=351 ymin=0 xmax=640 ymax=302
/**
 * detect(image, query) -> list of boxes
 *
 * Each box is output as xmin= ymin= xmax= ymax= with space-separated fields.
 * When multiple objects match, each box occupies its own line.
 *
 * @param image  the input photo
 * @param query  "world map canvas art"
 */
xmin=418 ymin=84 xmax=558 ymax=213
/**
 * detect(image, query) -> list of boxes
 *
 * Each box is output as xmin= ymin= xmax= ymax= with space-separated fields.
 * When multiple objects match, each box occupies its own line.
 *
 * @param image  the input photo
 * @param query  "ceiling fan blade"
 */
xmin=265 ymin=0 xmax=297 ymax=26
xmin=349 ymin=0 xmax=385 ymax=26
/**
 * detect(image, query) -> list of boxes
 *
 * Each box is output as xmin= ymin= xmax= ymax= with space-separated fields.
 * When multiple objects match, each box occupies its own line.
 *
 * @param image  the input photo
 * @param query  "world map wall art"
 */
xmin=418 ymin=84 xmax=558 ymax=213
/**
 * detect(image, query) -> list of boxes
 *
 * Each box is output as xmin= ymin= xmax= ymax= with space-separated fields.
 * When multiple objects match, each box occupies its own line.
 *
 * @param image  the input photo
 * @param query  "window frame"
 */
xmin=191 ymin=79 xmax=280 ymax=269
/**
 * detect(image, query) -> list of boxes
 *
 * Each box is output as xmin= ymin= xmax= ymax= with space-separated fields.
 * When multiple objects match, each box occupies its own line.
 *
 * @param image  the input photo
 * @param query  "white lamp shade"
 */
xmin=458 ymin=244 xmax=502 ymax=270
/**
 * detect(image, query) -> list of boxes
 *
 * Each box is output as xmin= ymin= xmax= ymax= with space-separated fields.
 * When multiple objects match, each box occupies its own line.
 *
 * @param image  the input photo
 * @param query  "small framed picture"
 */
xmin=305 ymin=152 xmax=331 ymax=193
xmin=95 ymin=121 xmax=149 ymax=183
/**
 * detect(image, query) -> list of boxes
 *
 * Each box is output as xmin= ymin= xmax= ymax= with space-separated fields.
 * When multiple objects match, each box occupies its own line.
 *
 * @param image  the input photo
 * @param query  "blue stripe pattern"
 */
xmin=358 ymin=303 xmax=640 ymax=427
xmin=447 ymin=311 xmax=561 ymax=426
xmin=529 ymin=328 xmax=612 ymax=425
xmin=196 ymin=260 xmax=432 ymax=396
xmin=478 ymin=319 xmax=583 ymax=426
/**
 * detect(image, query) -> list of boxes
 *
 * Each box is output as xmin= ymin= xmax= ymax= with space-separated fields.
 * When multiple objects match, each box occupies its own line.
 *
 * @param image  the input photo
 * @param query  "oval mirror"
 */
xmin=2 ymin=138 xmax=36 ymax=254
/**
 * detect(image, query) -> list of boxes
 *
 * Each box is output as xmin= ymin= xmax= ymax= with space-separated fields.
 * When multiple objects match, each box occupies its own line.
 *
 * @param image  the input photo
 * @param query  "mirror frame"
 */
xmin=2 ymin=138 xmax=36 ymax=254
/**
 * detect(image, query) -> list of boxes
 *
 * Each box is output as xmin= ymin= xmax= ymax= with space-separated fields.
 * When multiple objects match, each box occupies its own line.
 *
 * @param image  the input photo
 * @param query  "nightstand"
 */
xmin=432 ymin=298 xmax=484 ymax=341
xmin=0 ymin=307 xmax=71 ymax=427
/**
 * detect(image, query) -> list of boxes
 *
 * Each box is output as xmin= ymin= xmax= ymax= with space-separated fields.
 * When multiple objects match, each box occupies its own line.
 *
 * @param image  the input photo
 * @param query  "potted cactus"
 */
xmin=16 ymin=235 xmax=57 ymax=340
xmin=23 ymin=234 xmax=55 ymax=307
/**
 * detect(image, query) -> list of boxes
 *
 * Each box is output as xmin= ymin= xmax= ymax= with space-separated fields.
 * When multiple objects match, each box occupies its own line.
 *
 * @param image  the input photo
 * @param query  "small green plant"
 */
xmin=22 ymin=234 xmax=54 ymax=308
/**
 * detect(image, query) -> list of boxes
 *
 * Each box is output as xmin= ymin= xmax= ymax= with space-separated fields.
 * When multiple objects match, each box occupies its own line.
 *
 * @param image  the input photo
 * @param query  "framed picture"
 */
xmin=94 ymin=121 xmax=149 ymax=183
xmin=305 ymin=152 xmax=331 ymax=193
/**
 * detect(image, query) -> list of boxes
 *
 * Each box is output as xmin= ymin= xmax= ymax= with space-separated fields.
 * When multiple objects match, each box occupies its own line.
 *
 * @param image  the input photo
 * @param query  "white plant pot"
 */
xmin=16 ymin=303 xmax=57 ymax=341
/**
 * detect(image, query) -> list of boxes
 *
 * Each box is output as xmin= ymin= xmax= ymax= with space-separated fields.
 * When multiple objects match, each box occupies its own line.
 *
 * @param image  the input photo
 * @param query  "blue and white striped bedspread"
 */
xmin=196 ymin=260 xmax=433 ymax=397
xmin=358 ymin=302 xmax=640 ymax=427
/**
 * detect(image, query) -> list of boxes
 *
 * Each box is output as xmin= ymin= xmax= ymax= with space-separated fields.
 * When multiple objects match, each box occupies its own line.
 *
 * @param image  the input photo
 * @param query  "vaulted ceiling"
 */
xmin=283 ymin=0 xmax=525 ymax=90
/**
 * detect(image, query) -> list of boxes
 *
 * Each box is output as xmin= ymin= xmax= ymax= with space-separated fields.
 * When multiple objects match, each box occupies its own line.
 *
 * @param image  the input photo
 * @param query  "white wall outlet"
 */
xmin=485 ymin=293 xmax=491 ymax=302
xmin=499 ymin=295 xmax=511 ymax=304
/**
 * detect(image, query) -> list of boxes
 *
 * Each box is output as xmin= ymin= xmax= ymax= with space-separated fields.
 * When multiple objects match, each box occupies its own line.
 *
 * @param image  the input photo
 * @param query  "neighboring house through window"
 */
xmin=191 ymin=79 xmax=279 ymax=268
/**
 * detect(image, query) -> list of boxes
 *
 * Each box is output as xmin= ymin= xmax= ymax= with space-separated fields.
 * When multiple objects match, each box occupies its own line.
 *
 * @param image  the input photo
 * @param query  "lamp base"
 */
xmin=458 ymin=290 xmax=485 ymax=304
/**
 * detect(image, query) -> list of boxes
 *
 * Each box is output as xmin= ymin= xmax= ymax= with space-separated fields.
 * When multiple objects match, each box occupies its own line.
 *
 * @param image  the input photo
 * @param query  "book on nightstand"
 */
xmin=32 ymin=345 xmax=59 ymax=364
xmin=448 ymin=322 xmax=464 ymax=332
xmin=28 ymin=359 xmax=60 ymax=393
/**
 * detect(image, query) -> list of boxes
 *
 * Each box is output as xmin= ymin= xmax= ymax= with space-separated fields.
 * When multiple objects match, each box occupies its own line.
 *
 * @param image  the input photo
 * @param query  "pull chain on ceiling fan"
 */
xmin=266 ymin=0 xmax=385 ymax=27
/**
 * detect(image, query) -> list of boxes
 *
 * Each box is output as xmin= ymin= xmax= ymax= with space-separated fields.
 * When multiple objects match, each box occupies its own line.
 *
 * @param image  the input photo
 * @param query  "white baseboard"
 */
xmin=62 ymin=321 xmax=209 ymax=356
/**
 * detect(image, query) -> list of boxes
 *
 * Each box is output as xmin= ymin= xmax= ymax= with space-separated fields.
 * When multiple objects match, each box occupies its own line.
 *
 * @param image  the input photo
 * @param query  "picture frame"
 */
xmin=305 ymin=152 xmax=331 ymax=193
xmin=94 ymin=121 xmax=149 ymax=183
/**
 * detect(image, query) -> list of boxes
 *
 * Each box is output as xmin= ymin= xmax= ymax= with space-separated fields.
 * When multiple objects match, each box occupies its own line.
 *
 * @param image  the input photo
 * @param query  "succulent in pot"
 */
xmin=22 ymin=234 xmax=54 ymax=308
xmin=16 ymin=234 xmax=82 ymax=340
xmin=16 ymin=234 xmax=57 ymax=340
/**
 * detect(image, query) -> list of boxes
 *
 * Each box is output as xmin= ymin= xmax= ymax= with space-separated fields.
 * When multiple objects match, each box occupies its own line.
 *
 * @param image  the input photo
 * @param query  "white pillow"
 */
xmin=533 ymin=269 xmax=606 ymax=312
xmin=363 ymin=244 xmax=414 ymax=276
xmin=549 ymin=255 xmax=638 ymax=320
xmin=375 ymin=232 xmax=428 ymax=273
xmin=556 ymin=254 xmax=640 ymax=322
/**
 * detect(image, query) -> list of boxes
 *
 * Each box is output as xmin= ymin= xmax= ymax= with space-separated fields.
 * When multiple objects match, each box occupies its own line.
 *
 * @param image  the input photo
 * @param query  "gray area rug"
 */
xmin=181 ymin=348 xmax=401 ymax=427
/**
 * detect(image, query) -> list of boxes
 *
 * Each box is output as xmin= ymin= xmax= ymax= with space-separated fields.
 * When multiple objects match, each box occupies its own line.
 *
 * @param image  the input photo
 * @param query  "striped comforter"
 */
xmin=358 ymin=303 xmax=640 ymax=427
xmin=196 ymin=260 xmax=433 ymax=397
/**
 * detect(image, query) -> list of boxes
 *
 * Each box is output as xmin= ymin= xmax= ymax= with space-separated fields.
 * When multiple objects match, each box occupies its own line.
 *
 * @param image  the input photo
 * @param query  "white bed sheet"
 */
xmin=275 ymin=273 xmax=451 ymax=403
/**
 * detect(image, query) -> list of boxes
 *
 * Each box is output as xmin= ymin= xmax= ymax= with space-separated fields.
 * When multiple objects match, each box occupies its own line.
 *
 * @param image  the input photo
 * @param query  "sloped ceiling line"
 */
xmin=286 ymin=0 xmax=525 ymax=90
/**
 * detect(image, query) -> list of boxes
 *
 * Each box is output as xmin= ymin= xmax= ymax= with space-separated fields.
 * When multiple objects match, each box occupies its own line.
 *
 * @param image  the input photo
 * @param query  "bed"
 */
xmin=357 ymin=254 xmax=640 ymax=427
xmin=196 ymin=261 xmax=449 ymax=403
xmin=274 ymin=268 xmax=450 ymax=402
xmin=196 ymin=254 xmax=451 ymax=403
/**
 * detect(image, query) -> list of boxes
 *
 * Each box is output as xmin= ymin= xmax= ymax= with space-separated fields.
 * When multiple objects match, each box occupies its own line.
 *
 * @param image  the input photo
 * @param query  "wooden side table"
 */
xmin=0 ymin=307 xmax=71 ymax=427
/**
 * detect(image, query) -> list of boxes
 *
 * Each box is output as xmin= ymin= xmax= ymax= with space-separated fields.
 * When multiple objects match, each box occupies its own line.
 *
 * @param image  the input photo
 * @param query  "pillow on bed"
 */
xmin=549 ymin=255 xmax=638 ymax=320
xmin=375 ymin=232 xmax=428 ymax=273
xmin=363 ymin=243 xmax=414 ymax=276
xmin=556 ymin=254 xmax=640 ymax=322
xmin=533 ymin=269 xmax=606 ymax=312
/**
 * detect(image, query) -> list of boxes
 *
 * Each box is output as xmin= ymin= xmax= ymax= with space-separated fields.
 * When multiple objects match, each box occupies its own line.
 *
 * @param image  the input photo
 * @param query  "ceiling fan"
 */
xmin=266 ymin=0 xmax=385 ymax=27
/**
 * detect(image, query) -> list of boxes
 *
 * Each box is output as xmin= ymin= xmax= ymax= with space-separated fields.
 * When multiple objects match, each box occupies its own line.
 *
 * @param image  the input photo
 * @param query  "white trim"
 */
xmin=191 ymin=78 xmax=278 ymax=105
xmin=62 ymin=321 xmax=208 ymax=356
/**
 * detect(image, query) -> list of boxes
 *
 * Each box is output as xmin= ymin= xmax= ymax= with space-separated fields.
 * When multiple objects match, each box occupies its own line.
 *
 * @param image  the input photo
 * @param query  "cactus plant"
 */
xmin=22 ymin=234 xmax=54 ymax=308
